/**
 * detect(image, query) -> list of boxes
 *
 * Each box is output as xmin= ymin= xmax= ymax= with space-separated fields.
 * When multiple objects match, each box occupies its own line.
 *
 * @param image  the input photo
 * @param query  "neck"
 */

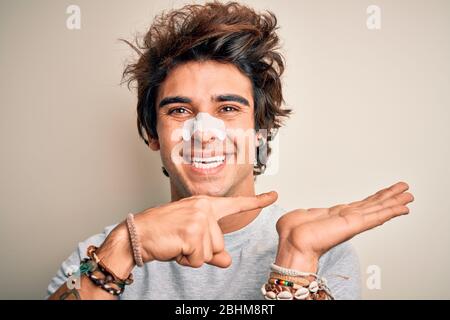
xmin=170 ymin=174 xmax=262 ymax=234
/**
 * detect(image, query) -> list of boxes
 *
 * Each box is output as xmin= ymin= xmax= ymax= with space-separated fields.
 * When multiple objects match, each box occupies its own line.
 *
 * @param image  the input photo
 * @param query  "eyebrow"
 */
xmin=158 ymin=96 xmax=192 ymax=108
xmin=158 ymin=94 xmax=250 ymax=108
xmin=212 ymin=94 xmax=250 ymax=107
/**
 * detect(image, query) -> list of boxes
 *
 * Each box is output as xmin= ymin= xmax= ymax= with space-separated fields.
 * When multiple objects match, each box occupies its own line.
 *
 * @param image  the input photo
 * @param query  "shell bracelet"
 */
xmin=260 ymin=263 xmax=335 ymax=300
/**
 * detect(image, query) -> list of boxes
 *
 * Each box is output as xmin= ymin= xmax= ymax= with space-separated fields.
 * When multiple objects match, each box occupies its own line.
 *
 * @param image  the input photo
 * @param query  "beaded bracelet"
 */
xmin=269 ymin=272 xmax=311 ymax=287
xmin=268 ymin=278 xmax=303 ymax=289
xmin=261 ymin=263 xmax=335 ymax=300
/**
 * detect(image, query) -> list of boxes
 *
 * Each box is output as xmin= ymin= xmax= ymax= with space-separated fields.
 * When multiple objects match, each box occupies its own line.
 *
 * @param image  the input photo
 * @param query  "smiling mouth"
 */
xmin=190 ymin=155 xmax=226 ymax=169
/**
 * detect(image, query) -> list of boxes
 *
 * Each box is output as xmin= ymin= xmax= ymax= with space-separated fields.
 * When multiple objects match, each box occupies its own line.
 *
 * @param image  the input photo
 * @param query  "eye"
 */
xmin=168 ymin=107 xmax=190 ymax=115
xmin=220 ymin=105 xmax=238 ymax=113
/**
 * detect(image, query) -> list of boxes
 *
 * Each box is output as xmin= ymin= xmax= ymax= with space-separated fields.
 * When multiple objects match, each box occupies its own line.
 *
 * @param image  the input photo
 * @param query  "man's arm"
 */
xmin=48 ymin=224 xmax=134 ymax=300
xmin=47 ymin=192 xmax=278 ymax=299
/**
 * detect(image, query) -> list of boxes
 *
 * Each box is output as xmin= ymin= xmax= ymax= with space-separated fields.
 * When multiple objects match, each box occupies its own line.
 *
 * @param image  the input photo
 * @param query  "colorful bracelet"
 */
xmin=261 ymin=263 xmax=334 ymax=300
xmin=269 ymin=272 xmax=311 ymax=287
xmin=268 ymin=277 xmax=303 ymax=289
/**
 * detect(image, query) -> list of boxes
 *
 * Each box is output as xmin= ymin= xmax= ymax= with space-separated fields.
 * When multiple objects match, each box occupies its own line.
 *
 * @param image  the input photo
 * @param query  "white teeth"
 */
xmin=191 ymin=156 xmax=225 ymax=163
xmin=191 ymin=155 xmax=225 ymax=169
xmin=192 ymin=161 xmax=223 ymax=169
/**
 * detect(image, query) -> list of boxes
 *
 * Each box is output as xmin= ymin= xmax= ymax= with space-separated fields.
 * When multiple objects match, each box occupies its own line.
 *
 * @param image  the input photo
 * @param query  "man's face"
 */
xmin=152 ymin=60 xmax=256 ymax=198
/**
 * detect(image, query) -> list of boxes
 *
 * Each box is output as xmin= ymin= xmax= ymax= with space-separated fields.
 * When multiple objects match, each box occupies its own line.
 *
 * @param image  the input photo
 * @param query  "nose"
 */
xmin=184 ymin=112 xmax=226 ymax=145
xmin=192 ymin=127 xmax=217 ymax=145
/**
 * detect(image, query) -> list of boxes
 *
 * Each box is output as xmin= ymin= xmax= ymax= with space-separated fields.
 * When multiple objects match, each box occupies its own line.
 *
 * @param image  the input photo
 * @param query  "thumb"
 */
xmin=207 ymin=250 xmax=232 ymax=268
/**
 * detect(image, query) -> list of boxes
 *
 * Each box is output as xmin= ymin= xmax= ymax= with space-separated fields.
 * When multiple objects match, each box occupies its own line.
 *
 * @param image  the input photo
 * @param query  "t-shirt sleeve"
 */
xmin=317 ymin=241 xmax=362 ymax=300
xmin=45 ymin=225 xmax=116 ymax=299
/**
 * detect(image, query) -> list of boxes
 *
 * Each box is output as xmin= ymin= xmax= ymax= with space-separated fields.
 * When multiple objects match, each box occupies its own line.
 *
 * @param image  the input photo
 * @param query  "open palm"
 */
xmin=275 ymin=182 xmax=414 ymax=271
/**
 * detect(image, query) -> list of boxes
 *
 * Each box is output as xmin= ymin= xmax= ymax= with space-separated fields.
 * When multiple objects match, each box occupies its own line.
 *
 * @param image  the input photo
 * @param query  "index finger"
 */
xmin=211 ymin=191 xmax=278 ymax=220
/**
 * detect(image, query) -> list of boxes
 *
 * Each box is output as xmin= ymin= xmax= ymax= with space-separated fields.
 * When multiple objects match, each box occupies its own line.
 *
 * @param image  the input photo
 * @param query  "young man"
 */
xmin=47 ymin=1 xmax=414 ymax=300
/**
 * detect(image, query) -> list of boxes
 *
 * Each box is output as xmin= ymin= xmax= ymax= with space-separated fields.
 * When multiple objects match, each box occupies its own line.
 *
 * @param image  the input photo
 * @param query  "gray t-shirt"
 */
xmin=46 ymin=203 xmax=361 ymax=299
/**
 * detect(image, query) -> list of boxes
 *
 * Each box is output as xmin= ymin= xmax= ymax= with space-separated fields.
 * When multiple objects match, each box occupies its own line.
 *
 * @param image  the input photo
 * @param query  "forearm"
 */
xmin=48 ymin=223 xmax=135 ymax=300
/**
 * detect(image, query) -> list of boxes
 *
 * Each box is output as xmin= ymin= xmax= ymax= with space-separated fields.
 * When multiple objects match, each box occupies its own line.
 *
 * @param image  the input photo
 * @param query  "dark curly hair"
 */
xmin=121 ymin=1 xmax=291 ymax=175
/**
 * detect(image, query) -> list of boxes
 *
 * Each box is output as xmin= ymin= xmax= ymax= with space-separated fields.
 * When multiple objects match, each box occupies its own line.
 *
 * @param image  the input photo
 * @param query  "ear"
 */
xmin=255 ymin=132 xmax=266 ymax=147
xmin=148 ymin=137 xmax=160 ymax=151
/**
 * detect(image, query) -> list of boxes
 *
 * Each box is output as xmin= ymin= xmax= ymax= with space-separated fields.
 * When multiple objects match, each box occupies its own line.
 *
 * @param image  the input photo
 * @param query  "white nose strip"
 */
xmin=182 ymin=112 xmax=226 ymax=141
